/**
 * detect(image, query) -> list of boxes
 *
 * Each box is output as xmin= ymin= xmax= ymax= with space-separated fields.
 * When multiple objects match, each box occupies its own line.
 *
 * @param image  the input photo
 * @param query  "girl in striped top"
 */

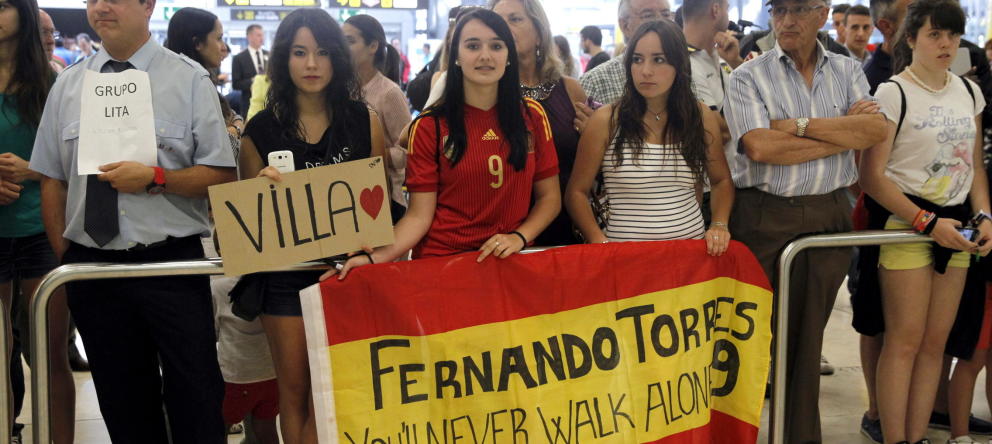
xmin=566 ymin=20 xmax=734 ymax=256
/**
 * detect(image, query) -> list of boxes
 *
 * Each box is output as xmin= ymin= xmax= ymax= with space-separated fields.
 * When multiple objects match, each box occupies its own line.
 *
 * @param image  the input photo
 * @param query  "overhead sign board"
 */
xmin=333 ymin=0 xmax=428 ymax=9
xmin=230 ymin=9 xmax=293 ymax=21
xmin=218 ymin=0 xmax=319 ymax=6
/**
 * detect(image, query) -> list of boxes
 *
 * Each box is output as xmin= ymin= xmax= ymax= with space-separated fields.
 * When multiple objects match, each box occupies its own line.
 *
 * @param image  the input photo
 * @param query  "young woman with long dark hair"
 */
xmin=0 ymin=0 xmax=74 ymax=442
xmin=859 ymin=0 xmax=991 ymax=442
xmin=325 ymin=9 xmax=560 ymax=279
xmin=565 ymin=19 xmax=733 ymax=256
xmin=343 ymin=14 xmax=412 ymax=212
xmin=165 ymin=7 xmax=243 ymax=156
xmin=237 ymin=8 xmax=386 ymax=443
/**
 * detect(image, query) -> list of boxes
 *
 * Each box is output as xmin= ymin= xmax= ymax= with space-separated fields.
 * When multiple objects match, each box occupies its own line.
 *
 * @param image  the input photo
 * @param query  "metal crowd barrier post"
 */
xmin=29 ymin=259 xmax=326 ymax=444
xmin=0 ymin=293 xmax=10 ymax=444
xmin=770 ymin=230 xmax=931 ymax=444
xmin=28 ymin=247 xmax=554 ymax=444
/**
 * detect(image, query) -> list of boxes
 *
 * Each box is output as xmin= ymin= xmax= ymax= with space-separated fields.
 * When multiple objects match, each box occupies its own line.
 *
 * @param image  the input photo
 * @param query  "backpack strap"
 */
xmin=959 ymin=75 xmax=976 ymax=109
xmin=884 ymin=78 xmax=908 ymax=137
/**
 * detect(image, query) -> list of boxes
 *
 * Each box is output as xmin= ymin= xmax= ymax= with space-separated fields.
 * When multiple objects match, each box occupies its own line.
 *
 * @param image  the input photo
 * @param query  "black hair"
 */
xmin=418 ymin=9 xmax=529 ymax=171
xmin=832 ymin=3 xmax=850 ymax=14
xmin=892 ymin=0 xmax=965 ymax=72
xmin=344 ymin=14 xmax=402 ymax=84
xmin=246 ymin=24 xmax=262 ymax=34
xmin=2 ymin=0 xmax=51 ymax=127
xmin=843 ymin=4 xmax=871 ymax=24
xmin=164 ymin=7 xmax=218 ymax=68
xmin=611 ymin=19 xmax=708 ymax=182
xmin=266 ymin=8 xmax=364 ymax=163
xmin=580 ymin=25 xmax=603 ymax=46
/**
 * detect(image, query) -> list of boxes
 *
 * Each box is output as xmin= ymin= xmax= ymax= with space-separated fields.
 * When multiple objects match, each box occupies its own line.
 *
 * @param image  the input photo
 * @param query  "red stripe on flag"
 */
xmin=319 ymin=240 xmax=770 ymax=345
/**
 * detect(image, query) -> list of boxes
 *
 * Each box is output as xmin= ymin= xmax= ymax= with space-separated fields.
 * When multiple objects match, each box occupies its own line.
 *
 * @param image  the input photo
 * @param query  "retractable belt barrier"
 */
xmin=21 ymin=234 xmax=932 ymax=444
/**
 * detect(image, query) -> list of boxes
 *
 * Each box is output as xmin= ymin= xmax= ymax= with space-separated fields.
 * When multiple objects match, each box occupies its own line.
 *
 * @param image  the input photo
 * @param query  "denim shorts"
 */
xmin=0 ymin=232 xmax=59 ymax=283
xmin=262 ymin=271 xmax=323 ymax=317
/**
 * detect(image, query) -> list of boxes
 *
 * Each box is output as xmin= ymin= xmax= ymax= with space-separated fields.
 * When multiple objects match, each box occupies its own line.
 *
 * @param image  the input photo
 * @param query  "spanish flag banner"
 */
xmin=301 ymin=241 xmax=772 ymax=444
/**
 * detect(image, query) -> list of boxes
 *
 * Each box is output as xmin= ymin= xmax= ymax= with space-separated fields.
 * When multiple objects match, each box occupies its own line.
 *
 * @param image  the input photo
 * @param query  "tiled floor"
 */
xmin=13 ymin=282 xmax=992 ymax=443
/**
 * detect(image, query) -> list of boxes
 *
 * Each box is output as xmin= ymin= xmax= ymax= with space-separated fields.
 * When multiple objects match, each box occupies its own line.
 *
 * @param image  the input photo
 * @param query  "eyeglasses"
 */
xmin=769 ymin=4 xmax=825 ymax=18
xmin=41 ymin=29 xmax=61 ymax=39
xmin=637 ymin=8 xmax=674 ymax=21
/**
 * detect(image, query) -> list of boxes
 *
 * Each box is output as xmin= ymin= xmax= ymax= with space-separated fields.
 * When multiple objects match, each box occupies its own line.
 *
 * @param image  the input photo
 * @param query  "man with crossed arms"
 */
xmin=724 ymin=0 xmax=887 ymax=441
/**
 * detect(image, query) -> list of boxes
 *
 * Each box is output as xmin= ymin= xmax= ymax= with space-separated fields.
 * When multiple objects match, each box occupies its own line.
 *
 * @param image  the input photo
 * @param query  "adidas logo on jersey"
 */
xmin=482 ymin=129 xmax=500 ymax=141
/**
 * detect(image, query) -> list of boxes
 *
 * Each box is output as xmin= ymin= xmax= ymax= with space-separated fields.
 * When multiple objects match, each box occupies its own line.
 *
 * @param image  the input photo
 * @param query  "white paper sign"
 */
xmin=76 ymin=69 xmax=158 ymax=175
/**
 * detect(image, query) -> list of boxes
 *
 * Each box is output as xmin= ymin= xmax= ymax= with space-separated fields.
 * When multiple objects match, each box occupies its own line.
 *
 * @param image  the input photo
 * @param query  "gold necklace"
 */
xmin=906 ymin=66 xmax=950 ymax=94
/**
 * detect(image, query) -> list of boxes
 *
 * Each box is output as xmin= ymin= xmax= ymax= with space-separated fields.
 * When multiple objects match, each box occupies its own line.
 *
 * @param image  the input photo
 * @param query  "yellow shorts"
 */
xmin=878 ymin=216 xmax=971 ymax=270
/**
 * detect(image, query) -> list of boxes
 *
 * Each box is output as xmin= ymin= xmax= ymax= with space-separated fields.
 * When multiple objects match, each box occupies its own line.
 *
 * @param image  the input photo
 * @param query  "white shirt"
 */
xmin=876 ymin=75 xmax=985 ymax=206
xmin=689 ymin=46 xmax=731 ymax=111
xmin=249 ymin=47 xmax=266 ymax=73
xmin=202 ymin=237 xmax=276 ymax=384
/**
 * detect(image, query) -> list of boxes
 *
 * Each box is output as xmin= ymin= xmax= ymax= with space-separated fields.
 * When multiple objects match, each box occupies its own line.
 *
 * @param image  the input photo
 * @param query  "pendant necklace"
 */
xmin=647 ymin=107 xmax=665 ymax=121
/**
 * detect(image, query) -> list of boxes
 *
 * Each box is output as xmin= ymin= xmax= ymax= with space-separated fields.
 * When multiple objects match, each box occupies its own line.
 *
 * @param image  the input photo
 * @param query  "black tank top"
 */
xmin=245 ymin=101 xmax=372 ymax=171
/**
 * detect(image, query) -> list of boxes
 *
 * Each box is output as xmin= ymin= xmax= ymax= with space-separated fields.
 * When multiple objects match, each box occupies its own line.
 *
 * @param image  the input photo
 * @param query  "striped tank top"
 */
xmin=602 ymin=142 xmax=705 ymax=241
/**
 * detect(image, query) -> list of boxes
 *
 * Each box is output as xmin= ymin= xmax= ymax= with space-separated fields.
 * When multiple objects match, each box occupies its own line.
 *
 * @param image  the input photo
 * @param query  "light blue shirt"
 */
xmin=30 ymin=37 xmax=236 ymax=250
xmin=724 ymin=41 xmax=873 ymax=197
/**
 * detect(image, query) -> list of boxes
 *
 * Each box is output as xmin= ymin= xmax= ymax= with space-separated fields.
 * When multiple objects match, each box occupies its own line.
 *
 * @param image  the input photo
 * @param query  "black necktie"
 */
xmin=84 ymin=60 xmax=133 ymax=247
xmin=254 ymin=50 xmax=263 ymax=73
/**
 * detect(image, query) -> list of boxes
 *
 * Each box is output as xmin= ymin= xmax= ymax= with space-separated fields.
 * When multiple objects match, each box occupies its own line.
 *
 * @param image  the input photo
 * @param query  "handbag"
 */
xmin=229 ymin=273 xmax=267 ymax=321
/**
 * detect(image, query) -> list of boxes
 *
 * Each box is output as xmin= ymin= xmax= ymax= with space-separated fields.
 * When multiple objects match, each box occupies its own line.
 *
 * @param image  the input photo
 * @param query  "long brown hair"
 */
xmin=610 ymin=19 xmax=708 ymax=182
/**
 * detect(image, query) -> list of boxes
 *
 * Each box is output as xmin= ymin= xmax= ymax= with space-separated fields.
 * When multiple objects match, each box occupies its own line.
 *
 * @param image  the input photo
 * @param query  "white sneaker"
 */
xmin=948 ymin=435 xmax=978 ymax=443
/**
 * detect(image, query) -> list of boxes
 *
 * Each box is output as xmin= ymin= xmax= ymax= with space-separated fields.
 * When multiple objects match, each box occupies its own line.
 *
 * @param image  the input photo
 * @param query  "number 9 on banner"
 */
xmin=711 ymin=339 xmax=740 ymax=396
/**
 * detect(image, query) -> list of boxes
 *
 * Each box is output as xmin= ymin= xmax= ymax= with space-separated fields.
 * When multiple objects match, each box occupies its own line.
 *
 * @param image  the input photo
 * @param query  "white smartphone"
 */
xmin=950 ymin=47 xmax=971 ymax=76
xmin=267 ymin=150 xmax=295 ymax=173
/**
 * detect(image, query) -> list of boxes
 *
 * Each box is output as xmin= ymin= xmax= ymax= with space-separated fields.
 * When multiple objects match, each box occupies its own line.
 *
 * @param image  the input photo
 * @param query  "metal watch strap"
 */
xmin=795 ymin=118 xmax=809 ymax=138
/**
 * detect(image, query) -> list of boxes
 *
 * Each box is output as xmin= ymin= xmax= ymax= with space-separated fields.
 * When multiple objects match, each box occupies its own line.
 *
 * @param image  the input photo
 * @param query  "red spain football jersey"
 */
xmin=406 ymin=98 xmax=559 ymax=258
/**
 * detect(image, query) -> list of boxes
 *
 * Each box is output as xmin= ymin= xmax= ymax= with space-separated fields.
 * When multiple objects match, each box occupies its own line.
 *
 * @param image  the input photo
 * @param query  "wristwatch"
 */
xmin=795 ymin=117 xmax=809 ymax=138
xmin=146 ymin=166 xmax=166 ymax=195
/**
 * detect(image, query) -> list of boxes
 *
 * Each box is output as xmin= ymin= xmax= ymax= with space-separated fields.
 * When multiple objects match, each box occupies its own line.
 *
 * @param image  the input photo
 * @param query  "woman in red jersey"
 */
xmin=323 ymin=8 xmax=560 ymax=280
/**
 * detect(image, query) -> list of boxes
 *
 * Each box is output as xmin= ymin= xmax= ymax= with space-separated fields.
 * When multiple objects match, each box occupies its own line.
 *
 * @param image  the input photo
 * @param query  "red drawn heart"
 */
xmin=360 ymin=185 xmax=385 ymax=220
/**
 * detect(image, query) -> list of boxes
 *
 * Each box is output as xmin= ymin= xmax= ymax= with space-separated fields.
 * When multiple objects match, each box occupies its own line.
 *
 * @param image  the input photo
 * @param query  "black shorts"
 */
xmin=0 ymin=232 xmax=59 ymax=283
xmin=262 ymin=271 xmax=323 ymax=317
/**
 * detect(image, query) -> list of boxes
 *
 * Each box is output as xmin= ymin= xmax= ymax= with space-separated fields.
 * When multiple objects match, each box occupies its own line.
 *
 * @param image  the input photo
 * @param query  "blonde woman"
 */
xmin=491 ymin=0 xmax=593 ymax=246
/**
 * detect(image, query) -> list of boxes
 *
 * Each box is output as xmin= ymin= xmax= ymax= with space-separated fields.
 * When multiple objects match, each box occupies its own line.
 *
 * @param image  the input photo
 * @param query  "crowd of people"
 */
xmin=0 ymin=0 xmax=991 ymax=443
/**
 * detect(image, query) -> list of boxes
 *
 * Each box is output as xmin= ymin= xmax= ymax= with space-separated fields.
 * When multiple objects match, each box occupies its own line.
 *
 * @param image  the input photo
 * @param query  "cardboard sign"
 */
xmin=77 ymin=69 xmax=158 ymax=175
xmin=209 ymin=157 xmax=394 ymax=276
xmin=301 ymin=241 xmax=773 ymax=444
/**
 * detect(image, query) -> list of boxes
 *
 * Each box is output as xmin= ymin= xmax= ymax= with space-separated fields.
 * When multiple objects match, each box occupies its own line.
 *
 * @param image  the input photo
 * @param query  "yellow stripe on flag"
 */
xmin=325 ymin=277 xmax=770 ymax=443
